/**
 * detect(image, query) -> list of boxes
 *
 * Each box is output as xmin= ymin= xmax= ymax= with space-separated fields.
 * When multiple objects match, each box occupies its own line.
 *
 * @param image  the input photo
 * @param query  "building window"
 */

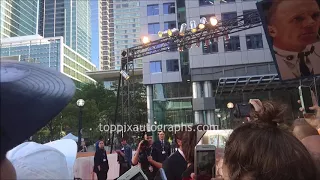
xmin=150 ymin=61 xmax=162 ymax=73
xmin=246 ymin=34 xmax=263 ymax=49
xmin=164 ymin=21 xmax=176 ymax=30
xmin=243 ymin=10 xmax=258 ymax=25
xmin=220 ymin=0 xmax=235 ymax=3
xmin=148 ymin=23 xmax=160 ymax=34
xmin=200 ymin=14 xmax=215 ymax=21
xmin=224 ymin=36 xmax=241 ymax=52
xmin=221 ymin=12 xmax=237 ymax=26
xmin=199 ymin=0 xmax=214 ymax=6
xmin=147 ymin=4 xmax=159 ymax=16
xmin=202 ymin=40 xmax=218 ymax=54
xmin=166 ymin=59 xmax=179 ymax=72
xmin=163 ymin=3 xmax=175 ymax=14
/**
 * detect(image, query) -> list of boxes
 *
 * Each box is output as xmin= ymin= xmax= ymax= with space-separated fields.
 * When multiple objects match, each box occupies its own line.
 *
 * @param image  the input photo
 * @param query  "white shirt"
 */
xmin=178 ymin=148 xmax=185 ymax=160
xmin=273 ymin=42 xmax=320 ymax=80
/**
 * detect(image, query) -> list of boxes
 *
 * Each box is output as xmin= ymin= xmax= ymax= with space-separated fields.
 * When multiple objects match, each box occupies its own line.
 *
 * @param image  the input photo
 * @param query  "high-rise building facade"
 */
xmin=142 ymin=0 xmax=305 ymax=128
xmin=99 ymin=0 xmax=142 ymax=70
xmin=0 ymin=0 xmax=39 ymax=40
xmin=1 ymin=35 xmax=96 ymax=86
xmin=38 ymin=0 xmax=91 ymax=61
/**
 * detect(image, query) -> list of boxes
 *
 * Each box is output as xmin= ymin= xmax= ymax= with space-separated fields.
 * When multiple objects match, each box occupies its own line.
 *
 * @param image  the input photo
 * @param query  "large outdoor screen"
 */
xmin=256 ymin=0 xmax=320 ymax=81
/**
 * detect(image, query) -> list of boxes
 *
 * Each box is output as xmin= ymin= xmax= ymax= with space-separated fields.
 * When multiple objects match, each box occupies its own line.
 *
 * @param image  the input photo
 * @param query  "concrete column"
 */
xmin=192 ymin=82 xmax=203 ymax=124
xmin=146 ymin=85 xmax=154 ymax=131
xmin=204 ymin=81 xmax=215 ymax=125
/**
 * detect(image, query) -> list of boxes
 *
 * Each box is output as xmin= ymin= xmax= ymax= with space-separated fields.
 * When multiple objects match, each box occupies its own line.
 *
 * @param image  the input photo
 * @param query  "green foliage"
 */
xmin=32 ymin=81 xmax=147 ymax=143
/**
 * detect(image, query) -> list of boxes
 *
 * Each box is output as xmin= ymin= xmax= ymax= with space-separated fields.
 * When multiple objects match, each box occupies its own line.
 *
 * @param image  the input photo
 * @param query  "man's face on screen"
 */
xmin=268 ymin=0 xmax=320 ymax=51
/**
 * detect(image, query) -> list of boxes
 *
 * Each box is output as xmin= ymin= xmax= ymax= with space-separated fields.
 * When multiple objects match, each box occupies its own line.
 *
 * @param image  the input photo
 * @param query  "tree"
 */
xmin=32 ymin=80 xmax=147 ymax=144
xmin=33 ymin=82 xmax=117 ymax=143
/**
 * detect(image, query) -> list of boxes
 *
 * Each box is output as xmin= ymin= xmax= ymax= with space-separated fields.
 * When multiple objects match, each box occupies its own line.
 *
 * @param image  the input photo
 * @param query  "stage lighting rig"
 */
xmin=112 ymin=10 xmax=262 ymax=154
xmin=121 ymin=11 xmax=261 ymax=61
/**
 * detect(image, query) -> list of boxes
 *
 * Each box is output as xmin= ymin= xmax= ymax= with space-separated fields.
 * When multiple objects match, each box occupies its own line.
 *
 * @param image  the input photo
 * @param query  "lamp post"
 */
xmin=89 ymin=128 xmax=92 ymax=143
xmin=217 ymin=113 xmax=222 ymax=129
xmin=76 ymin=99 xmax=85 ymax=150
xmin=227 ymin=102 xmax=234 ymax=129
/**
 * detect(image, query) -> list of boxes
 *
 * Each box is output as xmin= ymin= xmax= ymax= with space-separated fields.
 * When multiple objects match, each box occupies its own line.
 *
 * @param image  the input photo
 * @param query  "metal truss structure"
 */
xmin=110 ymin=11 xmax=263 ymax=152
xmin=122 ymin=11 xmax=261 ymax=60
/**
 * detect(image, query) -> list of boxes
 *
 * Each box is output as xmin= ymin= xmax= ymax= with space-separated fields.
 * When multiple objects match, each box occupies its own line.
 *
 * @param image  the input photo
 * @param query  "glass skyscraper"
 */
xmin=38 ymin=0 xmax=91 ymax=61
xmin=0 ymin=0 xmax=39 ymax=40
xmin=1 ymin=35 xmax=96 ymax=85
xmin=99 ymin=0 xmax=142 ymax=70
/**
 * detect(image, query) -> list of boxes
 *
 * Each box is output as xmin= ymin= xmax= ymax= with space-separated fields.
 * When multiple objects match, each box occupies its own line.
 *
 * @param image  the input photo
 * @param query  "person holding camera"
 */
xmin=132 ymin=134 xmax=159 ymax=180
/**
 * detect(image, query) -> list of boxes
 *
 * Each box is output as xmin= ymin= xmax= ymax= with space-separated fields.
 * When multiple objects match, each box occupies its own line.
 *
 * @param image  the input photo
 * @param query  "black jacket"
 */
xmin=155 ymin=150 xmax=187 ymax=180
xmin=153 ymin=140 xmax=171 ymax=163
xmin=93 ymin=148 xmax=109 ymax=173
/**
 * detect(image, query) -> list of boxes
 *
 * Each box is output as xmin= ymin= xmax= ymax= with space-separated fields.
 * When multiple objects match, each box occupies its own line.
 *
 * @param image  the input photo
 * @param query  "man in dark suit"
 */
xmin=155 ymin=131 xmax=187 ymax=180
xmin=153 ymin=131 xmax=171 ymax=164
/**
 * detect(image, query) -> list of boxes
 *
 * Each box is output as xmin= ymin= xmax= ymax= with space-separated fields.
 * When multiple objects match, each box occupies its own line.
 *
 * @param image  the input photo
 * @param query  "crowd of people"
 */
xmin=1 ymin=60 xmax=320 ymax=180
xmin=93 ymin=97 xmax=320 ymax=180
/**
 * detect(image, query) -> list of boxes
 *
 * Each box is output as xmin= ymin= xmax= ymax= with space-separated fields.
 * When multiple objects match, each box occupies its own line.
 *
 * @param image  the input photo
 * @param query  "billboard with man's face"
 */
xmin=256 ymin=0 xmax=320 ymax=81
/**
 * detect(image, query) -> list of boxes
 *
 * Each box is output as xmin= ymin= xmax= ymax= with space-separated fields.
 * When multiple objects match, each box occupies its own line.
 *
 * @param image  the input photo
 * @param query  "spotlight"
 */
xmin=179 ymin=23 xmax=187 ymax=36
xmin=199 ymin=17 xmax=207 ymax=29
xmin=142 ymin=36 xmax=150 ymax=44
xmin=120 ymin=70 xmax=130 ymax=80
xmin=158 ymin=31 xmax=168 ymax=38
xmin=190 ymin=20 xmax=197 ymax=33
xmin=168 ymin=28 xmax=179 ymax=36
xmin=210 ymin=17 xmax=218 ymax=26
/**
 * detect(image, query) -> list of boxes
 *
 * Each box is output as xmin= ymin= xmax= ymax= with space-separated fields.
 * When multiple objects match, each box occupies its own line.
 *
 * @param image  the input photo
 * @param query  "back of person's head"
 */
xmin=224 ymin=101 xmax=317 ymax=180
xmin=292 ymin=118 xmax=319 ymax=140
xmin=175 ymin=131 xmax=185 ymax=148
xmin=301 ymin=135 xmax=320 ymax=178
xmin=182 ymin=124 xmax=205 ymax=164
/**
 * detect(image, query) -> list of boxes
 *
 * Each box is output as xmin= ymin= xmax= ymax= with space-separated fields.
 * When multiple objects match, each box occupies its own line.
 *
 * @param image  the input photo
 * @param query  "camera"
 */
xmin=233 ymin=103 xmax=254 ymax=118
xmin=140 ymin=140 xmax=149 ymax=152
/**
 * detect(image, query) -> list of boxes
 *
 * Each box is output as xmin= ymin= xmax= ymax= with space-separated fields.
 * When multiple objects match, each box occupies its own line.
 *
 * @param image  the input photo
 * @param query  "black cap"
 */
xmin=0 ymin=60 xmax=75 ymax=161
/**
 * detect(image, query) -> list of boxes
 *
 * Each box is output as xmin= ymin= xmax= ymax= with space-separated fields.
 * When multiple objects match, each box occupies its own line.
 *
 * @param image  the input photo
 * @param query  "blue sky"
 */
xmin=90 ymin=1 xmax=99 ymax=69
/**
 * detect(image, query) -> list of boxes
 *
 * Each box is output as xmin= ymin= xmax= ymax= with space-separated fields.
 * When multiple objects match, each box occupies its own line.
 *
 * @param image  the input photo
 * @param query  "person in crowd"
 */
xmin=263 ymin=0 xmax=320 ymax=80
xmin=181 ymin=125 xmax=205 ymax=180
xmin=93 ymin=140 xmax=109 ymax=180
xmin=132 ymin=132 xmax=158 ymax=179
xmin=0 ymin=60 xmax=76 ymax=179
xmin=155 ymin=131 xmax=187 ymax=180
xmin=301 ymin=135 xmax=320 ymax=177
xmin=220 ymin=101 xmax=318 ymax=180
xmin=292 ymin=118 xmax=319 ymax=140
xmin=79 ymin=141 xmax=88 ymax=152
xmin=153 ymin=131 xmax=171 ymax=164
xmin=96 ymin=136 xmax=104 ymax=151
xmin=117 ymin=136 xmax=132 ymax=176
